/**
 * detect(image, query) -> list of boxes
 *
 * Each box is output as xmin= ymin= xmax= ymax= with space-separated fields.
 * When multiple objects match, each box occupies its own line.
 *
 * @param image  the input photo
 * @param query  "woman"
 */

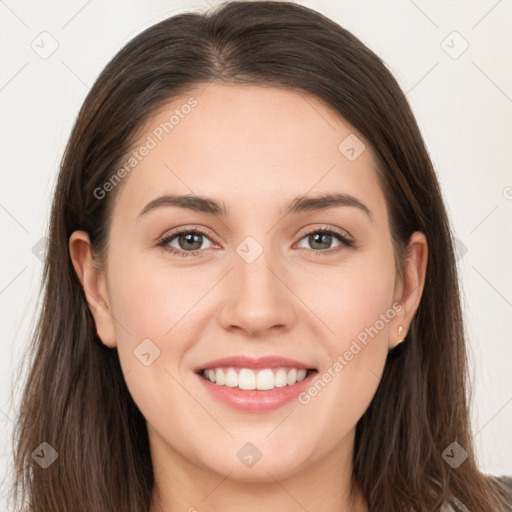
xmin=12 ymin=1 xmax=512 ymax=511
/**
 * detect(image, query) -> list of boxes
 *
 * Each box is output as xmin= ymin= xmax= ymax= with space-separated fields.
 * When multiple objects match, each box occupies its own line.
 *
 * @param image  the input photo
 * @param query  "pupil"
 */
xmin=311 ymin=233 xmax=331 ymax=250
xmin=180 ymin=233 xmax=202 ymax=250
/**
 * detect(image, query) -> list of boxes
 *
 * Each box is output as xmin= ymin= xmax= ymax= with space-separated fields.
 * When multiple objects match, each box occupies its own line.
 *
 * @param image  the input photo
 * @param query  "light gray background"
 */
xmin=1 ymin=0 xmax=511 ymax=506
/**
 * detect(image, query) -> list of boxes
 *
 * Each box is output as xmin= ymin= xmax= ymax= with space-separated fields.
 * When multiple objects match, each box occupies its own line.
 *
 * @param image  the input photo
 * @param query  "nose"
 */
xmin=217 ymin=248 xmax=297 ymax=337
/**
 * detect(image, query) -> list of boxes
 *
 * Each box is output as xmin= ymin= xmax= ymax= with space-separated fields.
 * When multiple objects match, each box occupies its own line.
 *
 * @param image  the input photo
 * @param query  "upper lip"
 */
xmin=194 ymin=355 xmax=316 ymax=372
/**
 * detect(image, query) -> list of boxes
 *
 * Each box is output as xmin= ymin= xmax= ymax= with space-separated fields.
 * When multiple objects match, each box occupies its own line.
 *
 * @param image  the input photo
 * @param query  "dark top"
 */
xmin=442 ymin=476 xmax=512 ymax=511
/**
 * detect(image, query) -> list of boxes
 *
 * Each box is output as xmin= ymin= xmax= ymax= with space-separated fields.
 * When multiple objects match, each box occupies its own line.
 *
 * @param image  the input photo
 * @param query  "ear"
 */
xmin=389 ymin=231 xmax=428 ymax=350
xmin=69 ymin=230 xmax=117 ymax=348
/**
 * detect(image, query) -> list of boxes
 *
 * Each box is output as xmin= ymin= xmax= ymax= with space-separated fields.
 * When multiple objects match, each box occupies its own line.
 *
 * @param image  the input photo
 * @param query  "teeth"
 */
xmin=239 ymin=368 xmax=256 ymax=390
xmin=286 ymin=368 xmax=297 ymax=386
xmin=215 ymin=368 xmax=225 ymax=385
xmin=225 ymin=368 xmax=238 ymax=387
xmin=201 ymin=367 xmax=309 ymax=390
xmin=256 ymin=369 xmax=275 ymax=390
xmin=275 ymin=368 xmax=288 ymax=388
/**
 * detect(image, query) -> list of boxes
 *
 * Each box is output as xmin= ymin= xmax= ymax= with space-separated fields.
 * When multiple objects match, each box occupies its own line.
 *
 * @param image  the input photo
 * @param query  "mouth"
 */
xmin=193 ymin=355 xmax=317 ymax=390
xmin=195 ymin=366 xmax=317 ymax=390
xmin=193 ymin=355 xmax=318 ymax=411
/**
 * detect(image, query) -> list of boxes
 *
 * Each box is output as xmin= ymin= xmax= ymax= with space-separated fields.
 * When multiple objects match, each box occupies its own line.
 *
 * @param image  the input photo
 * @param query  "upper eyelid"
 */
xmin=297 ymin=225 xmax=352 ymax=241
xmin=160 ymin=225 xmax=215 ymax=242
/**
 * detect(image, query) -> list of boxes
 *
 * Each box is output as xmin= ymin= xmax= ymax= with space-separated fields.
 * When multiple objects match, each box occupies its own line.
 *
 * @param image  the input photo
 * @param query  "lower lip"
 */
xmin=195 ymin=370 xmax=318 ymax=411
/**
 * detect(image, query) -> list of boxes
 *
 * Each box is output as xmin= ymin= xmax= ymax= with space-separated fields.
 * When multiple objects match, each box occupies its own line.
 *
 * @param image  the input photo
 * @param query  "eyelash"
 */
xmin=156 ymin=225 xmax=354 ymax=258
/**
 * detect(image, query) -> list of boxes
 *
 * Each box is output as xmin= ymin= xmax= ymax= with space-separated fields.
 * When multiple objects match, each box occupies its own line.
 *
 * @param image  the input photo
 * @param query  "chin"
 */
xmin=202 ymin=451 xmax=310 ymax=483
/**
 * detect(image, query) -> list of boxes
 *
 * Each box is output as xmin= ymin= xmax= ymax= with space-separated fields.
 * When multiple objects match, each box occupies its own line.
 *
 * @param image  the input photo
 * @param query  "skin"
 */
xmin=69 ymin=83 xmax=428 ymax=512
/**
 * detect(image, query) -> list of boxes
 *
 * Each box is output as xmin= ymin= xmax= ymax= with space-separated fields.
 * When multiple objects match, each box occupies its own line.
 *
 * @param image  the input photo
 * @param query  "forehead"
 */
xmin=111 ymin=82 xmax=387 ymax=224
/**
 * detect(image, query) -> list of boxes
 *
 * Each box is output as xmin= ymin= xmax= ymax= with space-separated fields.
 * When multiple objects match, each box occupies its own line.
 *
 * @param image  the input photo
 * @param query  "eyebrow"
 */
xmin=137 ymin=192 xmax=372 ymax=221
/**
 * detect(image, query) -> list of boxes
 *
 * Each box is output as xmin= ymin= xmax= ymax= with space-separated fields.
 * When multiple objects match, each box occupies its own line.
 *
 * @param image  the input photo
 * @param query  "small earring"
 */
xmin=397 ymin=325 xmax=404 ymax=343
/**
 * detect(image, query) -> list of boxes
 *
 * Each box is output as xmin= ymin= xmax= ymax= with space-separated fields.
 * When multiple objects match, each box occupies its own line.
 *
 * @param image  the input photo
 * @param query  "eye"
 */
xmin=296 ymin=227 xmax=353 ymax=254
xmin=157 ymin=227 xmax=216 ymax=257
xmin=157 ymin=225 xmax=353 ymax=258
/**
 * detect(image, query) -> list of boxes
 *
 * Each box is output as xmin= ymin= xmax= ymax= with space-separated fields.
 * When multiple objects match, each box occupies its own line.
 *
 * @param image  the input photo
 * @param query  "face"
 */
xmin=71 ymin=82 xmax=426 ymax=485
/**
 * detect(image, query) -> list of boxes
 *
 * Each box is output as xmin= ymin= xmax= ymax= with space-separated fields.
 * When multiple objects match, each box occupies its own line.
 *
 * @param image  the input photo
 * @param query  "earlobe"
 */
xmin=389 ymin=231 xmax=428 ymax=350
xmin=68 ymin=231 xmax=117 ymax=348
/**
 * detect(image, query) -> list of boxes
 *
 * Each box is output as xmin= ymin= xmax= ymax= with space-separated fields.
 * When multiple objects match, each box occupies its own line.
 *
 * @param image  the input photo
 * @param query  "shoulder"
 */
xmin=494 ymin=476 xmax=512 ymax=509
xmin=441 ymin=475 xmax=512 ymax=512
xmin=440 ymin=499 xmax=469 ymax=512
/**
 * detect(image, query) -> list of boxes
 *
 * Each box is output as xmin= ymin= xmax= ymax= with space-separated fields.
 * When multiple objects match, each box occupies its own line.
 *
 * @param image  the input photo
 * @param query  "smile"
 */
xmin=194 ymin=355 xmax=318 ymax=411
xmin=200 ymin=366 xmax=312 ymax=390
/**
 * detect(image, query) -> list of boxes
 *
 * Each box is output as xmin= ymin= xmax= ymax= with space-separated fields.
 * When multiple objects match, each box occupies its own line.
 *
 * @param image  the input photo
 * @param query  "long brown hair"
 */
xmin=11 ymin=1 xmax=511 ymax=511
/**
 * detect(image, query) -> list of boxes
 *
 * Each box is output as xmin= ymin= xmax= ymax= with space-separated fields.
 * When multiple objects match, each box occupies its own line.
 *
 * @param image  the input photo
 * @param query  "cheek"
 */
xmin=295 ymin=247 xmax=396 ymax=429
xmin=103 ymin=252 xmax=184 ymax=396
xmin=302 ymin=244 xmax=396 ymax=351
xmin=105 ymin=251 xmax=222 ymax=409
xmin=107 ymin=250 xmax=213 ymax=345
xmin=295 ymin=299 xmax=392 ymax=468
